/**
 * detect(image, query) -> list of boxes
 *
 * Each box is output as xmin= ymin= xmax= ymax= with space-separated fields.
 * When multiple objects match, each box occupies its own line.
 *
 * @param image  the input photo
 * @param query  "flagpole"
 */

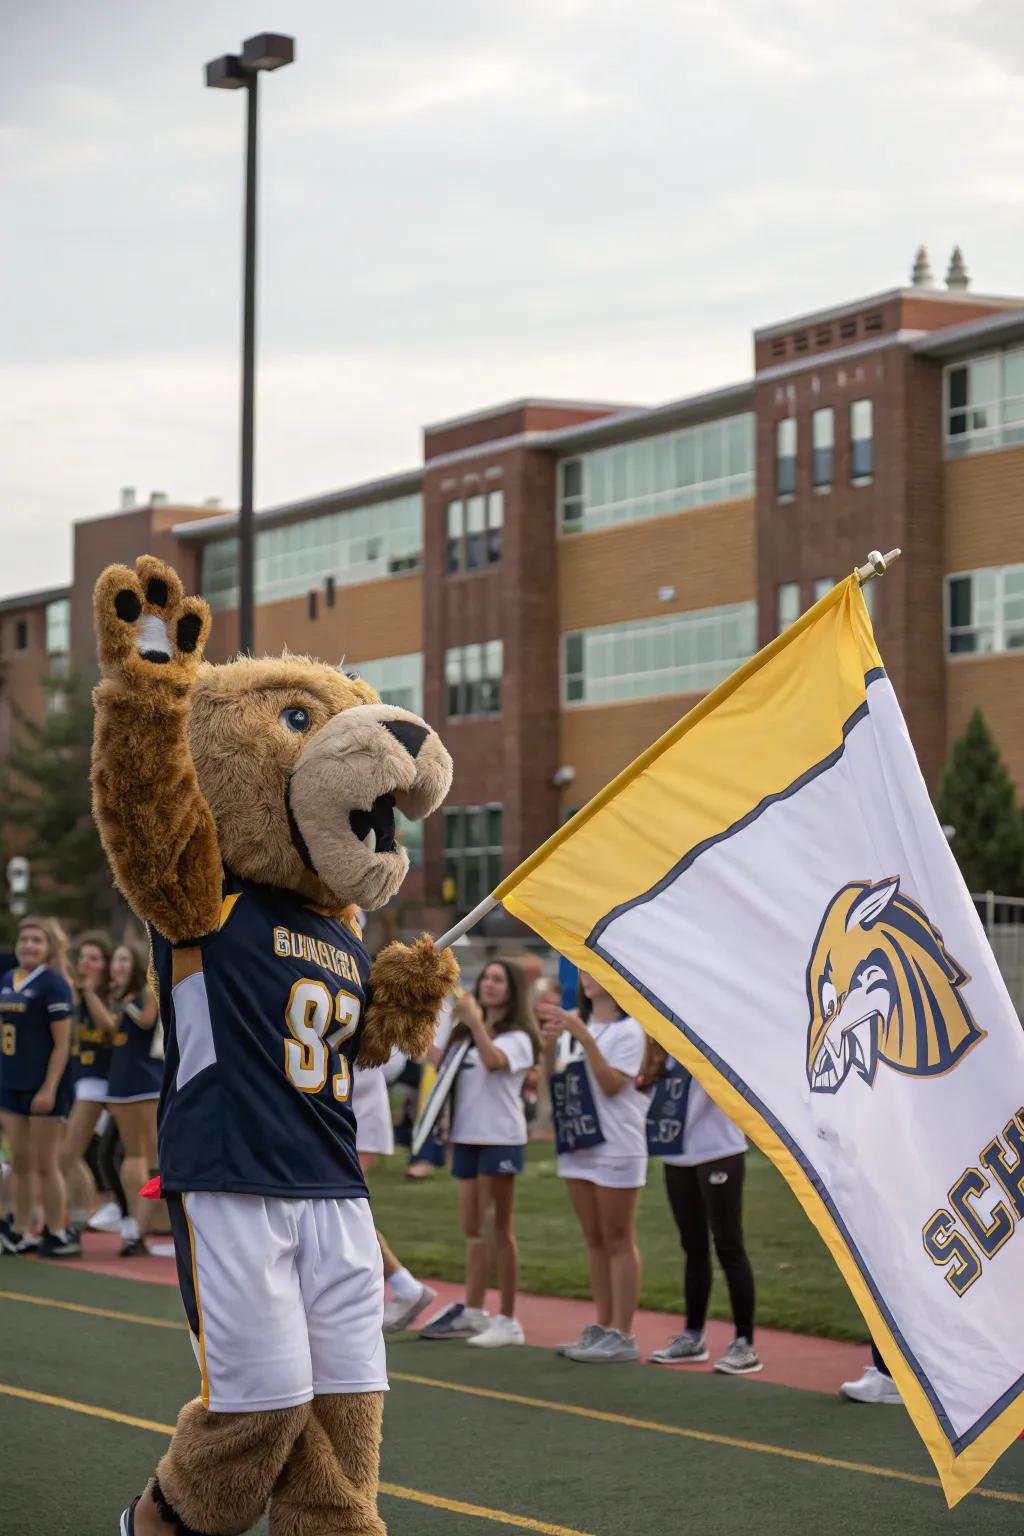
xmin=855 ymin=547 xmax=901 ymax=584
xmin=432 ymin=547 xmax=904 ymax=952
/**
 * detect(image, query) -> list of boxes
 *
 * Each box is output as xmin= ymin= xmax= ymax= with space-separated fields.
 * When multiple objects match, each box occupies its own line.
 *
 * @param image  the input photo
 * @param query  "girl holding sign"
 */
xmin=420 ymin=961 xmax=539 ymax=1347
xmin=539 ymin=972 xmax=648 ymax=1363
xmin=641 ymin=1040 xmax=760 ymax=1374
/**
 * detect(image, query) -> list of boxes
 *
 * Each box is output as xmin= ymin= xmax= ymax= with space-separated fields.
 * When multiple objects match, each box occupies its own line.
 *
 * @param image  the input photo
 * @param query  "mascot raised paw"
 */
xmin=91 ymin=555 xmax=458 ymax=1536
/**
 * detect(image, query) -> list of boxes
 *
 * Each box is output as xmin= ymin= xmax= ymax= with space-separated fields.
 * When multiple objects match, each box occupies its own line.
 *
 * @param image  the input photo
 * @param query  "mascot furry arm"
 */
xmin=91 ymin=553 xmax=456 ymax=1063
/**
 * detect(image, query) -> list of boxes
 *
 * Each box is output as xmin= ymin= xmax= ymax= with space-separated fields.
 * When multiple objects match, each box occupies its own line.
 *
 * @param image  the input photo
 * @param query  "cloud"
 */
xmin=3 ymin=0 xmax=1024 ymax=597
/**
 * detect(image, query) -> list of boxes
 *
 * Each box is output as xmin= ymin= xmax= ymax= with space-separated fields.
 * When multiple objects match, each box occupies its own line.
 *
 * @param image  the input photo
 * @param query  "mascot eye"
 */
xmin=821 ymin=981 xmax=838 ymax=1019
xmin=280 ymin=706 xmax=311 ymax=734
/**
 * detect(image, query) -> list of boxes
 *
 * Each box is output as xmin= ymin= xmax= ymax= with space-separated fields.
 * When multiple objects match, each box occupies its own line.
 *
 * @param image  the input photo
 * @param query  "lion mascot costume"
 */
xmin=90 ymin=555 xmax=458 ymax=1536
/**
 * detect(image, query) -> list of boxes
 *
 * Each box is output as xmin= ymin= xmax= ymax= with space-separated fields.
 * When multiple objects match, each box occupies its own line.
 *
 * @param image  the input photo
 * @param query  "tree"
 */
xmin=0 ymin=670 xmax=123 ymax=938
xmin=935 ymin=708 xmax=1024 ymax=897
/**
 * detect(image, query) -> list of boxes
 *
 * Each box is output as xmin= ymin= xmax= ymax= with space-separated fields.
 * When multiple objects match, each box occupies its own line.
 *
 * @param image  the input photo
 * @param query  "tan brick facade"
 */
xmin=944 ymin=447 xmax=1024 ymax=575
xmin=947 ymin=654 xmax=1024 ymax=792
xmin=204 ymin=573 xmax=423 ymax=666
xmin=557 ymin=498 xmax=754 ymax=634
xmin=559 ymin=693 xmax=703 ymax=811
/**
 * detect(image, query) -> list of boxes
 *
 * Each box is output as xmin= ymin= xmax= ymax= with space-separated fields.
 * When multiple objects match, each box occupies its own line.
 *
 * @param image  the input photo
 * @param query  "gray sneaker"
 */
xmin=714 ymin=1337 xmax=763 ymax=1375
xmin=564 ymin=1328 xmax=639 ymax=1364
xmin=650 ymin=1329 xmax=709 ymax=1365
xmin=383 ymin=1284 xmax=437 ymax=1335
xmin=555 ymin=1324 xmax=607 ymax=1358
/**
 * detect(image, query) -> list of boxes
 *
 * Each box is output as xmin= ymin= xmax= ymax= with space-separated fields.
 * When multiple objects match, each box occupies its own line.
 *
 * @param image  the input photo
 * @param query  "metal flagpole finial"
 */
xmin=855 ymin=548 xmax=902 ymax=586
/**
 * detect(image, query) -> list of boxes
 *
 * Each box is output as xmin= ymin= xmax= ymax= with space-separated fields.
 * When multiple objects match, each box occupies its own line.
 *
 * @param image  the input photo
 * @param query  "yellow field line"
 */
xmin=389 ymin=1371 xmax=1024 ymax=1506
xmin=0 ymin=1384 xmax=593 ymax=1536
xmin=3 ymin=1289 xmax=1021 ymax=1507
xmin=0 ymin=1288 xmax=183 ymax=1330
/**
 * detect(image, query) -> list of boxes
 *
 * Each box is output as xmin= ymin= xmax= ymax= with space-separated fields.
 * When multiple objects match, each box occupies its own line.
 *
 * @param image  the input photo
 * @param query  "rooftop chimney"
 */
xmin=945 ymin=246 xmax=970 ymax=291
xmin=910 ymin=245 xmax=935 ymax=288
xmin=120 ymin=486 xmax=137 ymax=511
xmin=149 ymin=491 xmax=169 ymax=507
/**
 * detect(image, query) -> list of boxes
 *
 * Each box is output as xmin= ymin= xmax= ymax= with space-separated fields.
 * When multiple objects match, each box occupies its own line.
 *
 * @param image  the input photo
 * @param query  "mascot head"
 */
xmin=805 ymin=878 xmax=984 ymax=1095
xmin=188 ymin=654 xmax=451 ymax=913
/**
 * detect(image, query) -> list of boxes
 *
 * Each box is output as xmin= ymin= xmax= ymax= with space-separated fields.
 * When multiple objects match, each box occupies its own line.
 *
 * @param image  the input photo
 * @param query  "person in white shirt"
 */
xmin=640 ymin=1040 xmax=760 ymax=1375
xmin=420 ymin=961 xmax=539 ymax=1349
xmin=538 ymin=972 xmax=648 ymax=1364
xmin=352 ymin=1048 xmax=437 ymax=1334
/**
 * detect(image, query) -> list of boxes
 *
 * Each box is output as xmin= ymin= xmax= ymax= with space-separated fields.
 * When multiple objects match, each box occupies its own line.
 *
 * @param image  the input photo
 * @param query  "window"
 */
xmin=199 ymin=492 xmax=423 ymax=611
xmin=443 ymin=805 xmax=503 ymax=908
xmin=445 ymin=641 xmax=503 ymax=718
xmin=946 ymin=567 xmax=1024 ymax=655
xmin=45 ymin=598 xmax=70 ymax=655
xmin=945 ymin=349 xmax=1024 ymax=457
xmin=562 ymin=603 xmax=756 ymax=705
xmin=447 ymin=490 xmax=504 ymax=572
xmin=777 ymin=583 xmax=799 ymax=634
xmin=355 ymin=653 xmax=423 ymax=716
xmin=850 ymin=399 xmax=873 ymax=481
xmin=813 ymin=577 xmax=833 ymax=603
xmin=557 ymin=413 xmax=754 ymax=535
xmin=776 ymin=418 xmax=797 ymax=497
xmin=812 ymin=409 xmax=834 ymax=488
xmin=14 ymin=619 xmax=28 ymax=652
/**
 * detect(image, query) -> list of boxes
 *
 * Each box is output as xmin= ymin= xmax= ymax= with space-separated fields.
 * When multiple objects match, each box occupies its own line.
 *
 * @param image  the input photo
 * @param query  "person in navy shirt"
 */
xmin=60 ymin=931 xmax=116 ymax=1230
xmin=102 ymin=941 xmax=163 ymax=1256
xmin=0 ymin=915 xmax=78 ymax=1257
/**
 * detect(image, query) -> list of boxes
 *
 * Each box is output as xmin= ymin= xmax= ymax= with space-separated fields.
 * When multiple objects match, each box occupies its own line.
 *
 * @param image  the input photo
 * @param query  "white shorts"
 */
xmin=168 ymin=1192 xmax=387 ymax=1413
xmin=74 ymin=1077 xmax=109 ymax=1104
xmin=557 ymin=1149 xmax=648 ymax=1189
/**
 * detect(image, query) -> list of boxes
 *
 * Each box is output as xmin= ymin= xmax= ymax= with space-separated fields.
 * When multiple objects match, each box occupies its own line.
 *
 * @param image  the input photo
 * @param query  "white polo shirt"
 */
xmin=450 ymin=1029 xmax=535 ymax=1146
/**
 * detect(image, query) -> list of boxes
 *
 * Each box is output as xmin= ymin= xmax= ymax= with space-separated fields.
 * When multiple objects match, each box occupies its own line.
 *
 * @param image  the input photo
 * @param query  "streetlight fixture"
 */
xmin=205 ymin=32 xmax=295 ymax=654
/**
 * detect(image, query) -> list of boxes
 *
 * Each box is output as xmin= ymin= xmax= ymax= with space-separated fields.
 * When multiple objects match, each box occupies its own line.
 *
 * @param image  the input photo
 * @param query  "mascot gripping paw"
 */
xmin=90 ymin=555 xmax=458 ymax=1536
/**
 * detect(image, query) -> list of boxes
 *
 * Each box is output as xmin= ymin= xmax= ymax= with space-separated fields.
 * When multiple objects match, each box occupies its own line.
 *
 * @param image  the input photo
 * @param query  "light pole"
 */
xmin=206 ymin=33 xmax=295 ymax=655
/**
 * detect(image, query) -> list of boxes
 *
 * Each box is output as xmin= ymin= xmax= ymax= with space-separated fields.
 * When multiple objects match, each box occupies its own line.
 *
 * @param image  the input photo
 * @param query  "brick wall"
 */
xmin=559 ymin=692 xmax=703 ymax=811
xmin=947 ymin=654 xmax=1024 ymax=791
xmin=944 ymin=447 xmax=1024 ymax=573
xmin=203 ymin=572 xmax=423 ymax=666
xmin=557 ymin=498 xmax=754 ymax=634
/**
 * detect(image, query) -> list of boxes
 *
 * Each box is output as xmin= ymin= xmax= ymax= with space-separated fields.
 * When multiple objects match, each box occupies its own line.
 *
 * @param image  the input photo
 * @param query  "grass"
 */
xmin=369 ymin=1139 xmax=870 ymax=1342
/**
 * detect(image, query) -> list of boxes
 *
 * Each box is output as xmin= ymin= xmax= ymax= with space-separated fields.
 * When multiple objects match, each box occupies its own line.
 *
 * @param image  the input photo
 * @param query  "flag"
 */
xmin=495 ymin=575 xmax=1024 ymax=1505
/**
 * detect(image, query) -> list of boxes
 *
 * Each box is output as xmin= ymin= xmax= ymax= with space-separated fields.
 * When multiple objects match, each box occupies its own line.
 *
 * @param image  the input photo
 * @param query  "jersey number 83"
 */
xmin=284 ymin=980 xmax=360 ymax=1102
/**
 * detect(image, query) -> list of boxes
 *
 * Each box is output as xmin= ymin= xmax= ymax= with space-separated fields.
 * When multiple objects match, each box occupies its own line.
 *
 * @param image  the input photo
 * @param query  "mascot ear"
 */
xmin=846 ymin=878 xmax=899 ymax=933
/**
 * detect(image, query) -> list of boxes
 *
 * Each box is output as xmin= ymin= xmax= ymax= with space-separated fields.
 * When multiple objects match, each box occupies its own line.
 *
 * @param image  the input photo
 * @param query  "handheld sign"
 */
xmin=550 ymin=1047 xmax=605 ymax=1155
xmin=411 ymin=1038 xmax=470 ymax=1158
xmin=646 ymin=1060 xmax=692 ymax=1157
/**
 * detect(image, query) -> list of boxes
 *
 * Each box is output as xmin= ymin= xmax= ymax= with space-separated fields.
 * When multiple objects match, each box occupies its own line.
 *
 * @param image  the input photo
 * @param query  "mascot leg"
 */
xmin=268 ymin=1391 xmax=386 ymax=1536
xmin=148 ymin=1400 xmax=309 ymax=1534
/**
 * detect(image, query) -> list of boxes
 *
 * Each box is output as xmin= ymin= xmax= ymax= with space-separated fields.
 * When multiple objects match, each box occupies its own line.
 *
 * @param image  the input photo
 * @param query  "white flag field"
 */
xmin=490 ymin=576 xmax=1024 ymax=1505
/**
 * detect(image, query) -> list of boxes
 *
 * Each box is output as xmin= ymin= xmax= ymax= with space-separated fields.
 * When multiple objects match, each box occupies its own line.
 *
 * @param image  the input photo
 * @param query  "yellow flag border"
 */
xmin=499 ymin=575 xmax=1024 ymax=1506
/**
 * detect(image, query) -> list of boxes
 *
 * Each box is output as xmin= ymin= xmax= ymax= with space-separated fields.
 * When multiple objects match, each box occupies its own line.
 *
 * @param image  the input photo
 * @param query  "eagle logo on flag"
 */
xmin=805 ymin=878 xmax=985 ymax=1094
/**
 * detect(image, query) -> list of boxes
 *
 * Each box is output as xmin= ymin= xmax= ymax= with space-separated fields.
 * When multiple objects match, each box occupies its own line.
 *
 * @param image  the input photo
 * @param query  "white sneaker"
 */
xmin=466 ymin=1314 xmax=525 ymax=1349
xmin=383 ymin=1284 xmax=437 ymax=1335
xmin=840 ymin=1365 xmax=903 ymax=1404
xmin=87 ymin=1201 xmax=124 ymax=1232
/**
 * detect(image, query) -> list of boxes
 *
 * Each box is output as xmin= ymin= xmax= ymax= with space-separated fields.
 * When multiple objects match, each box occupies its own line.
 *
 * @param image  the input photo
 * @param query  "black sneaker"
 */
xmin=120 ymin=1237 xmax=149 ymax=1258
xmin=0 ymin=1227 xmax=40 ymax=1255
xmin=39 ymin=1226 xmax=82 ymax=1258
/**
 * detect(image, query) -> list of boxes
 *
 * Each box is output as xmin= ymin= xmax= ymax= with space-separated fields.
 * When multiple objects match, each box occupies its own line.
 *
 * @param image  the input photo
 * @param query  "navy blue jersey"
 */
xmin=0 ymin=966 xmax=74 ymax=1093
xmin=106 ymin=992 xmax=164 ymax=1100
xmin=150 ymin=879 xmax=370 ymax=1199
xmin=73 ymin=997 xmax=114 ymax=1081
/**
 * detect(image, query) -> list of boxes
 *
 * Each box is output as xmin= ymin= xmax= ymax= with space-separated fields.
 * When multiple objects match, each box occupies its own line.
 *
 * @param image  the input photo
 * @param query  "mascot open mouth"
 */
xmin=349 ymin=794 xmax=397 ymax=854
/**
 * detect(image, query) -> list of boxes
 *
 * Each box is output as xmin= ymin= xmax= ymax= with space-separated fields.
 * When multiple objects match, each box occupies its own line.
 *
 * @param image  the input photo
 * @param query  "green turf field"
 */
xmin=2 ymin=1259 xmax=1022 ymax=1535
xmin=371 ymin=1141 xmax=869 ymax=1341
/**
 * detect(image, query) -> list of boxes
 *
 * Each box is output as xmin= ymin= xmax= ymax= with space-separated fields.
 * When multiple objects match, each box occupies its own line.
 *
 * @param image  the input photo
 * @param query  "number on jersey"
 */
xmin=283 ymin=981 xmax=361 ymax=1102
xmin=1 ymin=1022 xmax=15 ymax=1057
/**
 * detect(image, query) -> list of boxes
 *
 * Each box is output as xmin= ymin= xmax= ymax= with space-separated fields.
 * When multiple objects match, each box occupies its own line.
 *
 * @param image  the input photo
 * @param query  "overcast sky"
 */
xmin=3 ymin=0 xmax=1022 ymax=599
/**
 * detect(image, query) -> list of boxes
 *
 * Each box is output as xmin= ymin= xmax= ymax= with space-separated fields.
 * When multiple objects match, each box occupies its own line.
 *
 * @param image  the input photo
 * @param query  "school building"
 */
xmin=3 ymin=248 xmax=1024 ymax=937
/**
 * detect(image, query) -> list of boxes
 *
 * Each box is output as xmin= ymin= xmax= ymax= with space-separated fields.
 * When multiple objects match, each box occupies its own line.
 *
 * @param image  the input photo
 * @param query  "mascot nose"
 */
xmin=382 ymin=719 xmax=428 ymax=760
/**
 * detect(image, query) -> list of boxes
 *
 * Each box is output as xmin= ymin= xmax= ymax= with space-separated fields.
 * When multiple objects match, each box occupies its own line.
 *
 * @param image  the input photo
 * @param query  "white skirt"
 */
xmin=351 ymin=1066 xmax=394 ymax=1158
xmin=556 ymin=1147 xmax=648 ymax=1189
xmin=75 ymin=1077 xmax=109 ymax=1104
